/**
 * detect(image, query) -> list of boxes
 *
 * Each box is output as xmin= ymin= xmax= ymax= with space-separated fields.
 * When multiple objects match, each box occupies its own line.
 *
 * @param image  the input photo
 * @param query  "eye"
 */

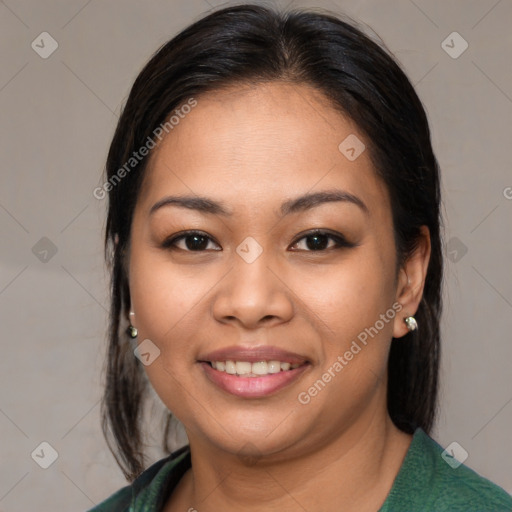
xmin=162 ymin=230 xmax=221 ymax=252
xmin=162 ymin=229 xmax=354 ymax=253
xmin=289 ymin=229 xmax=354 ymax=252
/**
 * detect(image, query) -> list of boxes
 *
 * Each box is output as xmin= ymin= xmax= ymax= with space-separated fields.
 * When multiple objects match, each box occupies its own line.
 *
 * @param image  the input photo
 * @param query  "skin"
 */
xmin=127 ymin=81 xmax=431 ymax=512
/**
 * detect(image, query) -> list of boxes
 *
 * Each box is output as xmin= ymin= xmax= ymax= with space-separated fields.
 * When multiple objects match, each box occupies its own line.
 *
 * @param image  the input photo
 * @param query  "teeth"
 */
xmin=225 ymin=360 xmax=236 ymax=374
xmin=235 ymin=361 xmax=252 ymax=375
xmin=252 ymin=361 xmax=268 ymax=375
xmin=209 ymin=360 xmax=303 ymax=376
xmin=267 ymin=361 xmax=281 ymax=373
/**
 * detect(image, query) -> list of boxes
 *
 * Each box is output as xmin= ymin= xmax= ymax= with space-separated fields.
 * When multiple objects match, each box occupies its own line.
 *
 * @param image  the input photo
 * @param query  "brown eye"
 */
xmin=289 ymin=229 xmax=354 ymax=252
xmin=162 ymin=231 xmax=221 ymax=252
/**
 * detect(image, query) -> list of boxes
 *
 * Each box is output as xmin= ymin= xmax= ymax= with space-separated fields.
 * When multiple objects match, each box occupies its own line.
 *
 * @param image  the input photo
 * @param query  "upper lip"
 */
xmin=198 ymin=345 xmax=309 ymax=364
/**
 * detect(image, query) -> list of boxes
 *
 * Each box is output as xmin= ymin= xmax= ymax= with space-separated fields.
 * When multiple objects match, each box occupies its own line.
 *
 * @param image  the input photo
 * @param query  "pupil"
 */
xmin=307 ymin=234 xmax=328 ymax=250
xmin=186 ymin=234 xmax=208 ymax=251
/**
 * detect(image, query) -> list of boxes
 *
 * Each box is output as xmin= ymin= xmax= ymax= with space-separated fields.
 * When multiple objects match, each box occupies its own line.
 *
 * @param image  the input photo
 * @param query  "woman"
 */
xmin=88 ymin=4 xmax=512 ymax=511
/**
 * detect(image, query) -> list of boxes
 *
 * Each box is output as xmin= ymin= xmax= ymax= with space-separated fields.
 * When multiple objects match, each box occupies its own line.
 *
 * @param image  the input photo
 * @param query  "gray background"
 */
xmin=1 ymin=0 xmax=511 ymax=509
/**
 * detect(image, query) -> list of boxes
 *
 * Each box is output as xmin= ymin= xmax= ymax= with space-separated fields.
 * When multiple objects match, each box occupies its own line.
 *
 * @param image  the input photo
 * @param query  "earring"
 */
xmin=128 ymin=311 xmax=138 ymax=338
xmin=404 ymin=316 xmax=418 ymax=332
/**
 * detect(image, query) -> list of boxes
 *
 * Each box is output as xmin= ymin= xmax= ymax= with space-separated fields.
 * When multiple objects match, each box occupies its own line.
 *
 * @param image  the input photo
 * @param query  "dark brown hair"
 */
xmin=100 ymin=4 xmax=443 ymax=481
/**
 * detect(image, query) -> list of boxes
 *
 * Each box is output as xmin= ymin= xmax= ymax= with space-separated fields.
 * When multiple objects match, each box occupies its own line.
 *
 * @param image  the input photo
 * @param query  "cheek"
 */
xmin=297 ymin=257 xmax=396 ymax=338
xmin=293 ymin=253 xmax=398 ymax=399
xmin=128 ymin=250 xmax=202 ymax=366
xmin=293 ymin=263 xmax=398 ymax=419
xmin=128 ymin=255 xmax=206 ymax=417
xmin=130 ymin=248 xmax=201 ymax=331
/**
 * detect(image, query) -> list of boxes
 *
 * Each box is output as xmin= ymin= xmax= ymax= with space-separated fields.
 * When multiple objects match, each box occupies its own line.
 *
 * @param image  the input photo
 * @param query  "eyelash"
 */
xmin=161 ymin=229 xmax=354 ymax=253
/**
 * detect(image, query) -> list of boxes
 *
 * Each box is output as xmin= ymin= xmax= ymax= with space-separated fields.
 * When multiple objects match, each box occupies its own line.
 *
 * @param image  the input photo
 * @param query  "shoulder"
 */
xmin=421 ymin=429 xmax=512 ymax=511
xmin=86 ymin=445 xmax=190 ymax=512
xmin=381 ymin=428 xmax=512 ymax=512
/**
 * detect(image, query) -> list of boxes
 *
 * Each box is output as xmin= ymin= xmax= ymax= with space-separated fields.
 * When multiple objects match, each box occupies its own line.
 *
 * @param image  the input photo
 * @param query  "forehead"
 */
xmin=139 ymin=81 xmax=388 ymax=216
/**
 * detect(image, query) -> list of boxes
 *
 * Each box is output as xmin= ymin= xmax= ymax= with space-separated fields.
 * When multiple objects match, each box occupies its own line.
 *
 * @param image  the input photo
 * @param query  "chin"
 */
xmin=188 ymin=415 xmax=304 ymax=459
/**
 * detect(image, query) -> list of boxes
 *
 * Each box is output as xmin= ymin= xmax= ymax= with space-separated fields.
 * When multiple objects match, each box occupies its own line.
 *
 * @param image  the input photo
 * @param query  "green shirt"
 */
xmin=88 ymin=428 xmax=512 ymax=511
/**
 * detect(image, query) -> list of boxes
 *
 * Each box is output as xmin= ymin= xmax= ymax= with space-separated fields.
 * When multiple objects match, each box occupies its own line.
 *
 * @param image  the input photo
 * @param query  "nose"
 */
xmin=211 ymin=249 xmax=294 ymax=330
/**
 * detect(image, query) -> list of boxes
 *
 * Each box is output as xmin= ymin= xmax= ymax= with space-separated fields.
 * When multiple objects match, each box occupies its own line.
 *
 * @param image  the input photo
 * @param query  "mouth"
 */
xmin=197 ymin=347 xmax=311 ymax=398
xmin=204 ymin=359 xmax=303 ymax=377
xmin=198 ymin=356 xmax=311 ymax=399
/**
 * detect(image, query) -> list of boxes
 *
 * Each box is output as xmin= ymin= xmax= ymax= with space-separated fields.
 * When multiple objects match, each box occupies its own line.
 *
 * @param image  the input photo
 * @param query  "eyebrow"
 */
xmin=149 ymin=189 xmax=369 ymax=217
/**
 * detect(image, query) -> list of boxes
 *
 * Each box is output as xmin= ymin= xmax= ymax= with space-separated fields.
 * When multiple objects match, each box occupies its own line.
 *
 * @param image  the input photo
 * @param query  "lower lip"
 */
xmin=200 ymin=362 xmax=309 ymax=398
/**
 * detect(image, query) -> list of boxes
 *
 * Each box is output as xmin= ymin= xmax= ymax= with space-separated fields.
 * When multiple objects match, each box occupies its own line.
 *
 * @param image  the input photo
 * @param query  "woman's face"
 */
xmin=128 ymin=82 xmax=416 ymax=460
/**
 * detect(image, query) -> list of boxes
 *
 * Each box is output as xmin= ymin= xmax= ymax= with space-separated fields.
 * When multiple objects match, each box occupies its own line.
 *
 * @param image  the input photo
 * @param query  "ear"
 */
xmin=393 ymin=225 xmax=431 ymax=338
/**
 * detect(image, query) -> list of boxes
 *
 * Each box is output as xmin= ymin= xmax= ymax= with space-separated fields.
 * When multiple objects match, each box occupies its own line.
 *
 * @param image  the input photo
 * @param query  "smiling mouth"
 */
xmin=205 ymin=360 xmax=305 ymax=377
xmin=199 ymin=358 xmax=311 ymax=398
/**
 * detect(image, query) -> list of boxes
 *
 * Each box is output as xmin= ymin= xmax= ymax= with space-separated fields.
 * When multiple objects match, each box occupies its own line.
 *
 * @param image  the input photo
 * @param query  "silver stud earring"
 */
xmin=128 ymin=311 xmax=138 ymax=338
xmin=404 ymin=316 xmax=418 ymax=332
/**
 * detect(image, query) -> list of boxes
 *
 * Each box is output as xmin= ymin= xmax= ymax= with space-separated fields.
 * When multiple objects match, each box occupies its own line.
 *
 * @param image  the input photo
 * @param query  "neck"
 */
xmin=168 ymin=407 xmax=412 ymax=512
